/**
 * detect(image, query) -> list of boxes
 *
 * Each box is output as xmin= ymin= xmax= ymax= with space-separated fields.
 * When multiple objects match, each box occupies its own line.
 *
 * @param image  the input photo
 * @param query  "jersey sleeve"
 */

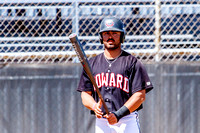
xmin=77 ymin=68 xmax=94 ymax=92
xmin=130 ymin=60 xmax=153 ymax=94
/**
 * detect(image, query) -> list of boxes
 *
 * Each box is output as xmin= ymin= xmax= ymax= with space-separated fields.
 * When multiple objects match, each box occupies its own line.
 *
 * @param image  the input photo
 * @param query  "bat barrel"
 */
xmin=69 ymin=33 xmax=109 ymax=115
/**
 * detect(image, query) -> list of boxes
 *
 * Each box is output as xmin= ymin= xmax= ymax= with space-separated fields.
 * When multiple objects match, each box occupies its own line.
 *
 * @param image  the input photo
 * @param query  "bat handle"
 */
xmin=102 ymin=99 xmax=109 ymax=115
xmin=95 ymin=87 xmax=109 ymax=115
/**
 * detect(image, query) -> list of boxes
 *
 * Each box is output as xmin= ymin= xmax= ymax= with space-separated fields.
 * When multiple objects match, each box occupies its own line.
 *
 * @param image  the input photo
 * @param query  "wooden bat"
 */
xmin=69 ymin=33 xmax=109 ymax=115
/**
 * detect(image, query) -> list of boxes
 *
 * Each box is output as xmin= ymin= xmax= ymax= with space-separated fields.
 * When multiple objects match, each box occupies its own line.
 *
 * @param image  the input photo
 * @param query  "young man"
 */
xmin=77 ymin=17 xmax=153 ymax=133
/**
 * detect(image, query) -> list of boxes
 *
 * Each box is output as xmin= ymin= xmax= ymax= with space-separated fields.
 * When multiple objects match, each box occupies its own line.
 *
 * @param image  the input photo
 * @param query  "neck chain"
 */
xmin=104 ymin=51 xmax=123 ymax=67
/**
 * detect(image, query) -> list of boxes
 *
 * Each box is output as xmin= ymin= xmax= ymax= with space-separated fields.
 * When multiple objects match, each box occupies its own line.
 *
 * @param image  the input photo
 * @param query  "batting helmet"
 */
xmin=99 ymin=17 xmax=125 ymax=44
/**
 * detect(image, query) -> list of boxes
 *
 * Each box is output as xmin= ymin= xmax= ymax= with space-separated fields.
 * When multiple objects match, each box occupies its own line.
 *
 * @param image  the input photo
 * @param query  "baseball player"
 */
xmin=77 ymin=17 xmax=153 ymax=133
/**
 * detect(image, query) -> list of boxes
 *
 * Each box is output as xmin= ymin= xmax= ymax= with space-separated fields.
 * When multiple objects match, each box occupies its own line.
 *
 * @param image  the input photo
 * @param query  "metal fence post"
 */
xmin=72 ymin=2 xmax=79 ymax=35
xmin=155 ymin=0 xmax=161 ymax=62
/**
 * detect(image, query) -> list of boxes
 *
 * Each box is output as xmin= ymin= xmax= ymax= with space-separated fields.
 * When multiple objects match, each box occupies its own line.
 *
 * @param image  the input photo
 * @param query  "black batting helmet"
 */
xmin=99 ymin=17 xmax=125 ymax=44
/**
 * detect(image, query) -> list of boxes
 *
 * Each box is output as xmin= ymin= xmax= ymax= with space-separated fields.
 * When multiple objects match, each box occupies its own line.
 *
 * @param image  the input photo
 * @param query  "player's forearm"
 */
xmin=81 ymin=91 xmax=96 ymax=110
xmin=124 ymin=89 xmax=146 ymax=113
xmin=112 ymin=89 xmax=146 ymax=122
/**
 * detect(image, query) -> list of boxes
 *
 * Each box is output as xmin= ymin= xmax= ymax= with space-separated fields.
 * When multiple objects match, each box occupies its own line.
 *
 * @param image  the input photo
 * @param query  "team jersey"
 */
xmin=77 ymin=50 xmax=153 ymax=114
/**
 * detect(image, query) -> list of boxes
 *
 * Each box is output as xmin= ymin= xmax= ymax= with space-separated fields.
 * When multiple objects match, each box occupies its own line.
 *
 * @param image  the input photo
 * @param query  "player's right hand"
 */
xmin=104 ymin=113 xmax=118 ymax=125
xmin=93 ymin=100 xmax=103 ymax=118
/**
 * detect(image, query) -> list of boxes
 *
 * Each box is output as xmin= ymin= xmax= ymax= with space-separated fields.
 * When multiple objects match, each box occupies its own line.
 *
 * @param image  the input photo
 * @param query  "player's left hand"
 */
xmin=104 ymin=113 xmax=118 ymax=125
xmin=94 ymin=100 xmax=103 ymax=118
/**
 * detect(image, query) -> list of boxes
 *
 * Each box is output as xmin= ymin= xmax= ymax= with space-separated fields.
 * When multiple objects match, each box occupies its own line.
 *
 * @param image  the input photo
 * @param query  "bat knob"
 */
xmin=69 ymin=33 xmax=77 ymax=39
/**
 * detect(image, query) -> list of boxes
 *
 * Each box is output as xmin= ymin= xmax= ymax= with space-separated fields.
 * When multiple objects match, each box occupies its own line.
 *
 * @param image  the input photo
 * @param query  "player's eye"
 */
xmin=102 ymin=32 xmax=120 ymax=37
xmin=102 ymin=32 xmax=109 ymax=36
xmin=112 ymin=32 xmax=120 ymax=36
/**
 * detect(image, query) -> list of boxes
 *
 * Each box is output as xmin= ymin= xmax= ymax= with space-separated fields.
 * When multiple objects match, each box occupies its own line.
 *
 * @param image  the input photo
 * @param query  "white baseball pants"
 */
xmin=95 ymin=111 xmax=140 ymax=133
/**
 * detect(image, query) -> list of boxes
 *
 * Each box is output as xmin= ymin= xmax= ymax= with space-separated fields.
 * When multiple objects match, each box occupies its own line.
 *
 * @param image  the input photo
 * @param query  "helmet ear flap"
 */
xmin=99 ymin=33 xmax=103 ymax=44
xmin=120 ymin=32 xmax=125 ymax=43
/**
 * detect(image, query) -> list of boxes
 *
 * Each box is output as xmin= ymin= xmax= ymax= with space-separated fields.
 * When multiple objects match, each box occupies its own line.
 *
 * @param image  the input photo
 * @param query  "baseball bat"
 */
xmin=69 ymin=33 xmax=109 ymax=115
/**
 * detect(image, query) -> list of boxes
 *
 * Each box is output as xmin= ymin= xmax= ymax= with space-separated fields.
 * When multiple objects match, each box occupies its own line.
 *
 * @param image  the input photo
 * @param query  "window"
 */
xmin=16 ymin=9 xmax=26 ymax=16
xmin=7 ymin=9 xmax=12 ymax=16
xmin=36 ymin=9 xmax=43 ymax=16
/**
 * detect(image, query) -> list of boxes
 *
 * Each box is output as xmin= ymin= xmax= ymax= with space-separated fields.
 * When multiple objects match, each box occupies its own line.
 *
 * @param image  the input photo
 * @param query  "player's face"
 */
xmin=102 ymin=31 xmax=121 ymax=50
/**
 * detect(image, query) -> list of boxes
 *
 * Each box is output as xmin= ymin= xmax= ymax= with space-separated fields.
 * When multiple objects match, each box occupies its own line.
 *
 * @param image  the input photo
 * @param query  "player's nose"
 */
xmin=108 ymin=34 xmax=114 ymax=39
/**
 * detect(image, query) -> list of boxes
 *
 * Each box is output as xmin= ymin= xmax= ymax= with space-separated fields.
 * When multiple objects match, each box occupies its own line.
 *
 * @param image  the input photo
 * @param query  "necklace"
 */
xmin=104 ymin=51 xmax=123 ymax=67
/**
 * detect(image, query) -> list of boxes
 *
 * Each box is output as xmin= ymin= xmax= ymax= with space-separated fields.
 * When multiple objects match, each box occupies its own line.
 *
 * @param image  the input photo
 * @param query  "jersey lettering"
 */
xmin=123 ymin=77 xmax=129 ymax=93
xmin=109 ymin=73 xmax=116 ymax=87
xmin=101 ymin=73 xmax=109 ymax=87
xmin=95 ymin=74 xmax=101 ymax=88
xmin=116 ymin=74 xmax=123 ymax=90
xmin=94 ymin=72 xmax=129 ymax=93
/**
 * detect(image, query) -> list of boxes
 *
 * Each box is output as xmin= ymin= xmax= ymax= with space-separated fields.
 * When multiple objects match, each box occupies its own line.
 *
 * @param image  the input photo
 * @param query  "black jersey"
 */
xmin=77 ymin=50 xmax=153 ymax=114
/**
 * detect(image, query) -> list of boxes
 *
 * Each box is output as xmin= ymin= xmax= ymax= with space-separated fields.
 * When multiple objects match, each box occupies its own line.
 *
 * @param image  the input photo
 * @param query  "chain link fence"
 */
xmin=0 ymin=0 xmax=199 ymax=63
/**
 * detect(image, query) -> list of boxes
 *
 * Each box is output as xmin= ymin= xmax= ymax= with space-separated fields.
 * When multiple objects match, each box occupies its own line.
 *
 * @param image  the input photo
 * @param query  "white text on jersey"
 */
xmin=94 ymin=72 xmax=129 ymax=93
